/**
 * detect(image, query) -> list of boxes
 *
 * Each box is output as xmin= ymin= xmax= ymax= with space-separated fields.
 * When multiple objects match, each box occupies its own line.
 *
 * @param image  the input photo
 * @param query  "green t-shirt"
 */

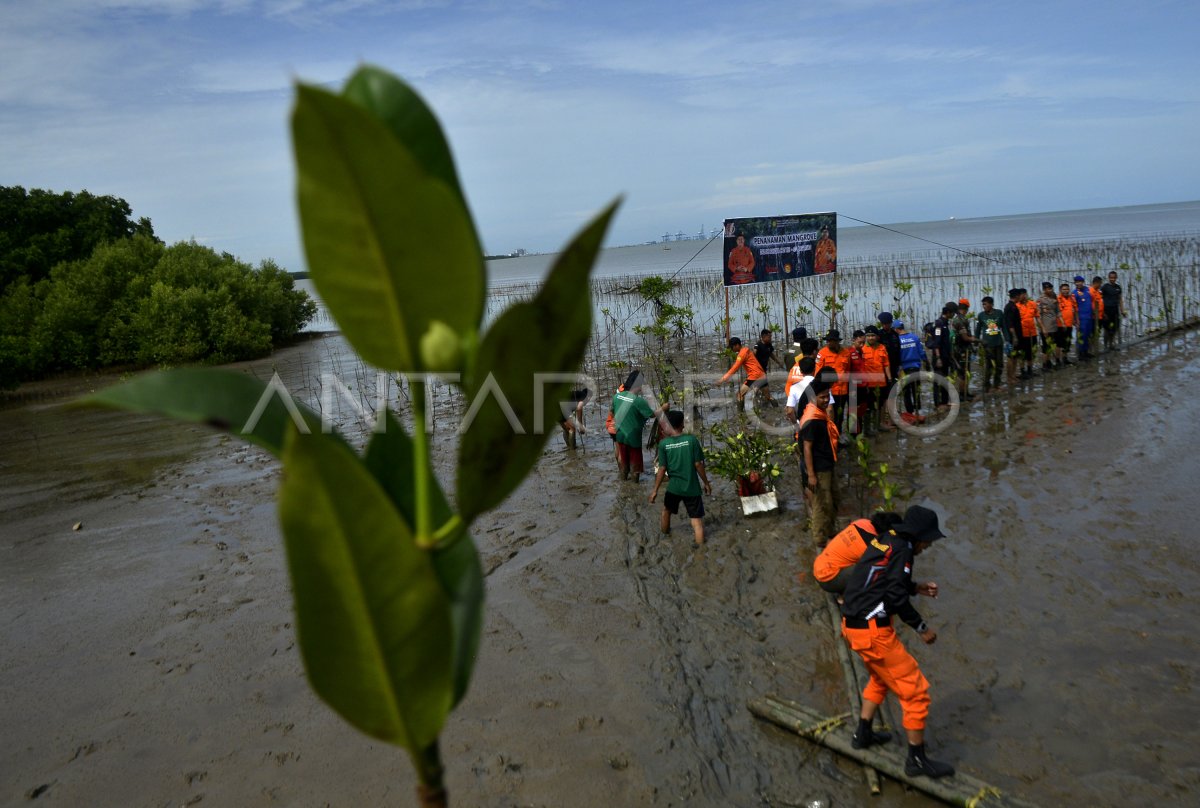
xmin=612 ymin=391 xmax=655 ymax=447
xmin=974 ymin=309 xmax=1006 ymax=348
xmin=656 ymin=433 xmax=704 ymax=497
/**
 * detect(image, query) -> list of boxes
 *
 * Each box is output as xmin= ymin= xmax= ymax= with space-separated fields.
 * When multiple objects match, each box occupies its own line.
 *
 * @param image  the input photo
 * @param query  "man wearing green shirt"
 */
xmin=973 ymin=296 xmax=1006 ymax=392
xmin=611 ymin=372 xmax=668 ymax=482
xmin=649 ymin=410 xmax=712 ymax=545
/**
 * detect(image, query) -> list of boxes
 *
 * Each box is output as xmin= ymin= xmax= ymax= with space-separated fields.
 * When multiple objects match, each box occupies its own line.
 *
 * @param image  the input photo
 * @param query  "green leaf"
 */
xmin=456 ymin=200 xmax=619 ymax=520
xmin=342 ymin=66 xmax=468 ymax=211
xmin=364 ymin=411 xmax=483 ymax=706
xmin=77 ymin=367 xmax=326 ymax=456
xmin=292 ymin=82 xmax=484 ymax=371
xmin=279 ymin=428 xmax=453 ymax=750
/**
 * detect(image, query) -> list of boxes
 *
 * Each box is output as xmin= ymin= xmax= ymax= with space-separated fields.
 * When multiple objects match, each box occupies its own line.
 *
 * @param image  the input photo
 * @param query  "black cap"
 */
xmin=894 ymin=505 xmax=945 ymax=544
xmin=824 ymin=329 xmax=842 ymax=342
xmin=877 ymin=311 xmax=894 ymax=324
xmin=864 ymin=325 xmax=880 ymax=335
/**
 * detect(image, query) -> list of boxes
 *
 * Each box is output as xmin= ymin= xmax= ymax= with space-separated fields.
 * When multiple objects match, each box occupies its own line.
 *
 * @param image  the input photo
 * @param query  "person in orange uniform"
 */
xmin=1089 ymin=276 xmax=1106 ymax=328
xmin=727 ymin=234 xmax=756 ymax=284
xmin=845 ymin=329 xmax=867 ymax=437
xmin=785 ymin=334 xmax=820 ymax=398
xmin=814 ymin=226 xmax=837 ymax=274
xmin=1056 ymin=282 xmax=1076 ymax=364
xmin=799 ymin=369 xmax=840 ymax=545
xmin=815 ymin=330 xmax=850 ymax=434
xmin=813 ymin=510 xmax=903 ymax=593
xmin=838 ymin=505 xmax=954 ymax=779
xmin=719 ymin=336 xmax=769 ymax=411
xmin=1016 ymin=289 xmax=1039 ymax=379
xmin=861 ymin=326 xmax=892 ymax=435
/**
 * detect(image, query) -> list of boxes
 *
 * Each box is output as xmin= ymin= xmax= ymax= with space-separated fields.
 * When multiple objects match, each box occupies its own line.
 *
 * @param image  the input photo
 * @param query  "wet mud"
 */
xmin=2 ymin=330 xmax=1198 ymax=807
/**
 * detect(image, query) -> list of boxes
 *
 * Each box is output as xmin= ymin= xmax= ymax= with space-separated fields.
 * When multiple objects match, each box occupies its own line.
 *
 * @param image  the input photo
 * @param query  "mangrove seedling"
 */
xmin=81 ymin=65 xmax=619 ymax=807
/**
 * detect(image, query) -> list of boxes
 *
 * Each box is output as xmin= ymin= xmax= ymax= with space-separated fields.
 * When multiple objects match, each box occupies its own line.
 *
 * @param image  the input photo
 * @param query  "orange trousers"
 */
xmin=842 ymin=622 xmax=930 ymax=730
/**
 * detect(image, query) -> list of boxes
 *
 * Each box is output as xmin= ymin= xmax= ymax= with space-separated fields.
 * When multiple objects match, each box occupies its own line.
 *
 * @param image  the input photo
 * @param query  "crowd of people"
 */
xmin=594 ymin=269 xmax=1129 ymax=781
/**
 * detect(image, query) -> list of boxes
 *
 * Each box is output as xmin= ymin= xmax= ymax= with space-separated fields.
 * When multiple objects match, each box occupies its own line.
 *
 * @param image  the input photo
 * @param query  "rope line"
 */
xmin=612 ymin=232 xmax=721 ymax=330
xmin=838 ymin=213 xmax=1031 ymax=272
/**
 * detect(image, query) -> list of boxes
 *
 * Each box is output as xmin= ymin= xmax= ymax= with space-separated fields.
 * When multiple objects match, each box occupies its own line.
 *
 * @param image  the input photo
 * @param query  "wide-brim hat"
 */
xmin=895 ymin=505 xmax=946 ymax=544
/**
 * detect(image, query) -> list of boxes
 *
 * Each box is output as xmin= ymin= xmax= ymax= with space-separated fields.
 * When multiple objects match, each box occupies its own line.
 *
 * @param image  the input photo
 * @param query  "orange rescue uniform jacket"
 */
xmin=813 ymin=518 xmax=877 ymax=585
xmin=1017 ymin=299 xmax=1038 ymax=337
xmin=1090 ymin=287 xmax=1105 ymax=320
xmin=1058 ymin=293 xmax=1076 ymax=328
xmin=784 ymin=358 xmax=805 ymax=397
xmin=720 ymin=346 xmax=765 ymax=383
xmin=815 ymin=346 xmax=851 ymax=396
xmin=859 ymin=344 xmax=890 ymax=387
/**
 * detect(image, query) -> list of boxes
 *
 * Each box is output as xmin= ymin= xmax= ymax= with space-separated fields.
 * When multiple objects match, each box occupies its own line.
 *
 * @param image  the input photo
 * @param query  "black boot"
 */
xmin=905 ymin=743 xmax=955 ymax=778
xmin=851 ymin=718 xmax=892 ymax=749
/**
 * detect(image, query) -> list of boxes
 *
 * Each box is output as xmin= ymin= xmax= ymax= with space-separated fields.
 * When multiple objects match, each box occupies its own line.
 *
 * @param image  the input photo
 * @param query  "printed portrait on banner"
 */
xmin=722 ymin=212 xmax=837 ymax=286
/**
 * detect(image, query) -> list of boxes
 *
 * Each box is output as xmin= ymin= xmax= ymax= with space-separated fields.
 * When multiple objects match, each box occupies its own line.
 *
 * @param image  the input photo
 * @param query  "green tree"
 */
xmin=0 ymin=186 xmax=156 ymax=289
xmin=0 ymin=279 xmax=46 ymax=386
xmin=32 ymin=234 xmax=164 ymax=370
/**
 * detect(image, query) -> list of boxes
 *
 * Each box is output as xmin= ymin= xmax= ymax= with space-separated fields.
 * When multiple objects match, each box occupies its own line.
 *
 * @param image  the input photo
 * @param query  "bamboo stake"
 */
xmin=748 ymin=696 xmax=1043 ymax=808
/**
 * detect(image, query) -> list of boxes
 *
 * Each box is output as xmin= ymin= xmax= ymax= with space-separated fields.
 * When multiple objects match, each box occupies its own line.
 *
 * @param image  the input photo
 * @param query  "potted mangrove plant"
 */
xmin=705 ymin=421 xmax=792 ymax=515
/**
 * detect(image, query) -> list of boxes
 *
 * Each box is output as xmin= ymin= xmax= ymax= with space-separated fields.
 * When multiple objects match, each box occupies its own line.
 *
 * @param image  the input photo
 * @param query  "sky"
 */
xmin=2 ymin=0 xmax=1198 ymax=271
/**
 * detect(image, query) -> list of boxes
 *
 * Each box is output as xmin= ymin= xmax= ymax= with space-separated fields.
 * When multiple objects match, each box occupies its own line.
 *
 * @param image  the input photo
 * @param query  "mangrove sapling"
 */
xmin=81 ymin=66 xmax=618 ymax=807
xmin=852 ymin=436 xmax=901 ymax=513
xmin=705 ymin=421 xmax=791 ymax=497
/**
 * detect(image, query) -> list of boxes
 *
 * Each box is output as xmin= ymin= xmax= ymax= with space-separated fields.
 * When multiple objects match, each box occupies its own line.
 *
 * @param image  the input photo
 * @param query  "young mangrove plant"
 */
xmin=705 ymin=421 xmax=792 ymax=496
xmin=81 ymin=66 xmax=618 ymax=807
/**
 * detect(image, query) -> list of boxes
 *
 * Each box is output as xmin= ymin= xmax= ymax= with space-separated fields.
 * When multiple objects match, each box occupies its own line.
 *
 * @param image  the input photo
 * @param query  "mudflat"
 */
xmin=2 ymin=331 xmax=1197 ymax=808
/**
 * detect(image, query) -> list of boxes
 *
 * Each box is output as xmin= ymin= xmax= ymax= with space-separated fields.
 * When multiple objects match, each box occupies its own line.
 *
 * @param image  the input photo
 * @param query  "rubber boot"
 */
xmin=905 ymin=743 xmax=955 ymax=778
xmin=851 ymin=718 xmax=892 ymax=749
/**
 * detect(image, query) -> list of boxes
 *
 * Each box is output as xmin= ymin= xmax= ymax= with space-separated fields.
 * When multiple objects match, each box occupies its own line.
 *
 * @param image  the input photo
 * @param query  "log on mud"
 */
xmin=747 ymin=695 xmax=1043 ymax=808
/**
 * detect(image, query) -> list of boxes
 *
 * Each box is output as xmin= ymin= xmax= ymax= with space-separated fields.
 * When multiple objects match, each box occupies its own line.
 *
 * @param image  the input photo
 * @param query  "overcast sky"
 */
xmin=3 ymin=0 xmax=1197 ymax=270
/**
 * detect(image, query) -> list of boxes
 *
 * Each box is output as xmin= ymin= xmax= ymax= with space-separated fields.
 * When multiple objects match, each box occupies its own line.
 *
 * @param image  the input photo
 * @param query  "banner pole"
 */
xmin=781 ymin=277 xmax=789 ymax=336
xmin=830 ymin=272 xmax=839 ymax=331
xmin=724 ymin=287 xmax=731 ymax=343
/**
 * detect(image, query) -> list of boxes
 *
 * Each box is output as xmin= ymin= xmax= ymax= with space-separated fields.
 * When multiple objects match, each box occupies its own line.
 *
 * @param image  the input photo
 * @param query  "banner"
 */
xmin=722 ymin=212 xmax=837 ymax=286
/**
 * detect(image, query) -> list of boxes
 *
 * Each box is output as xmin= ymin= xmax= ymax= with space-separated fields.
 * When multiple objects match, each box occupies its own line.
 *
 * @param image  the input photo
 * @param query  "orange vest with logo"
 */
xmin=813 ymin=518 xmax=876 ymax=583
